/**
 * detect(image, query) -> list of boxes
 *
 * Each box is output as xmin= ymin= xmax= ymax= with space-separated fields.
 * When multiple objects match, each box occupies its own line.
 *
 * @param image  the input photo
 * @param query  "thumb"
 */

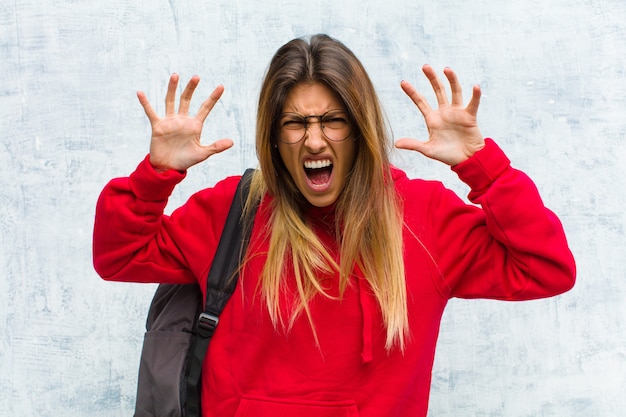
xmin=199 ymin=138 xmax=234 ymax=158
xmin=395 ymin=138 xmax=429 ymax=154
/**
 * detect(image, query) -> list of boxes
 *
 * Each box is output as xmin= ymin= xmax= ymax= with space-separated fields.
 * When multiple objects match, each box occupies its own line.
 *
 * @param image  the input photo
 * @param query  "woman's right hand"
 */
xmin=137 ymin=74 xmax=234 ymax=172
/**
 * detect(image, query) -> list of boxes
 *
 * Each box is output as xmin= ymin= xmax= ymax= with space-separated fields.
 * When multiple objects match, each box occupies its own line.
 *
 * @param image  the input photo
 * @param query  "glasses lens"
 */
xmin=279 ymin=114 xmax=307 ymax=143
xmin=320 ymin=111 xmax=351 ymax=141
xmin=278 ymin=110 xmax=352 ymax=143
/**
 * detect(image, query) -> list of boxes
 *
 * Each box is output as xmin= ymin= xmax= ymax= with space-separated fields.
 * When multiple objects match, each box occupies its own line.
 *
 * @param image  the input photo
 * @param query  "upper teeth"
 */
xmin=304 ymin=159 xmax=332 ymax=169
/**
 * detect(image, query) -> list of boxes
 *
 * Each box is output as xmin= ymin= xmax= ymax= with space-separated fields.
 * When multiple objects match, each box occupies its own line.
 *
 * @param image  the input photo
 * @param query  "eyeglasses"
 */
xmin=277 ymin=109 xmax=353 ymax=144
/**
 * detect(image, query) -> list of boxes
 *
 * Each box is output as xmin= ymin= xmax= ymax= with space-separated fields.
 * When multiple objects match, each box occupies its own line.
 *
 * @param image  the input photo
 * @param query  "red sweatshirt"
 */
xmin=93 ymin=139 xmax=575 ymax=417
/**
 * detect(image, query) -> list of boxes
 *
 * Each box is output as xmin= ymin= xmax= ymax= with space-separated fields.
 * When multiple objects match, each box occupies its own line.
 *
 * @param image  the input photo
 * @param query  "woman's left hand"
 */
xmin=395 ymin=65 xmax=485 ymax=166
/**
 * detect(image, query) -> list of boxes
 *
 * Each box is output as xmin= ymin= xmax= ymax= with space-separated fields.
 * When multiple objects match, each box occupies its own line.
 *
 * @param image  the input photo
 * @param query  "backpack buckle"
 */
xmin=196 ymin=312 xmax=219 ymax=338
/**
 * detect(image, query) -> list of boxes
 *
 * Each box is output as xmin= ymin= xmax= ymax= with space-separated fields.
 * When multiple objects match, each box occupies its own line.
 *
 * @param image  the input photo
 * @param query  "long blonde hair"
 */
xmin=247 ymin=34 xmax=408 ymax=350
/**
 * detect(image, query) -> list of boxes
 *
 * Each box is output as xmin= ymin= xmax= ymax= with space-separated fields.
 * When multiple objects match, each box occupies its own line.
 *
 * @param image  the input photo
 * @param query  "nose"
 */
xmin=303 ymin=120 xmax=327 ymax=152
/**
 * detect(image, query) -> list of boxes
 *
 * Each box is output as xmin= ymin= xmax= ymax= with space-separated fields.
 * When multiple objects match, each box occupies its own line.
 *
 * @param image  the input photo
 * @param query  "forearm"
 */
xmin=439 ymin=139 xmax=576 ymax=299
xmin=92 ymin=156 xmax=191 ymax=282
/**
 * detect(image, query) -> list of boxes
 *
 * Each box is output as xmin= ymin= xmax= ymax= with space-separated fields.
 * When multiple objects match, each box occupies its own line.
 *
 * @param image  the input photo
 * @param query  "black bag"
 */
xmin=134 ymin=169 xmax=258 ymax=417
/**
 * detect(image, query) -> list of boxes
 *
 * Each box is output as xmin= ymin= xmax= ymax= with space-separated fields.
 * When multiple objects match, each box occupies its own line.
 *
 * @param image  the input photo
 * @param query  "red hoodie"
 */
xmin=93 ymin=139 xmax=575 ymax=416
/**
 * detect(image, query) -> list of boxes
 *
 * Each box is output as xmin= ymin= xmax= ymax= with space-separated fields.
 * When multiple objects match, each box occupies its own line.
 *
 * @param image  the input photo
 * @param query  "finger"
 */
xmin=196 ymin=84 xmax=225 ymax=122
xmin=396 ymin=138 xmax=446 ymax=163
xmin=137 ymin=91 xmax=159 ymax=124
xmin=179 ymin=75 xmax=200 ymax=115
xmin=443 ymin=67 xmax=463 ymax=107
xmin=466 ymin=84 xmax=482 ymax=116
xmin=165 ymin=73 xmax=179 ymax=115
xmin=395 ymin=138 xmax=429 ymax=154
xmin=400 ymin=80 xmax=432 ymax=117
xmin=422 ymin=64 xmax=449 ymax=106
xmin=199 ymin=138 xmax=234 ymax=159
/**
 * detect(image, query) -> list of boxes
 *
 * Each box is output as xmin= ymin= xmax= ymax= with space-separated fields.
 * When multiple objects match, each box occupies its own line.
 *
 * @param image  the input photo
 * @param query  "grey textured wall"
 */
xmin=1 ymin=0 xmax=625 ymax=415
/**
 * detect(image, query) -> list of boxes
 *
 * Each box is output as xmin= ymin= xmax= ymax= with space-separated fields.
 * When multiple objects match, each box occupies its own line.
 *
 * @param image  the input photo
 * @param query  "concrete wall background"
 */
xmin=1 ymin=0 xmax=625 ymax=415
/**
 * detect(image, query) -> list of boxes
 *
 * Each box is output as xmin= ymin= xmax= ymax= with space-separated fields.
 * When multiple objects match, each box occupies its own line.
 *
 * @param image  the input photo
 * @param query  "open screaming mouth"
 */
xmin=304 ymin=159 xmax=333 ymax=186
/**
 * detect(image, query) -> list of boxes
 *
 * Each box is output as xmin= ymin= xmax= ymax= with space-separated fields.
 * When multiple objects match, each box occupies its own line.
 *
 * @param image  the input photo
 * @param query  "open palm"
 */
xmin=396 ymin=65 xmax=485 ymax=166
xmin=137 ymin=74 xmax=233 ymax=172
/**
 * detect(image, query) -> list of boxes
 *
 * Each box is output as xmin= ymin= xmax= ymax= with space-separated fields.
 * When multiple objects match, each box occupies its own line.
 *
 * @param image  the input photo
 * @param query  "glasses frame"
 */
xmin=276 ymin=109 xmax=354 ymax=145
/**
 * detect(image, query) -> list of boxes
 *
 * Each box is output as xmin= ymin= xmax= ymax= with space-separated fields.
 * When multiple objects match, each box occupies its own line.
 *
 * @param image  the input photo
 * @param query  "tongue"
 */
xmin=308 ymin=168 xmax=331 ymax=185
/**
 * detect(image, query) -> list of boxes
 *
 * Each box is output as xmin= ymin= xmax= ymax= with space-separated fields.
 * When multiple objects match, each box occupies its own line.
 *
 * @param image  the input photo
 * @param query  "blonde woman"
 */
xmin=93 ymin=34 xmax=575 ymax=417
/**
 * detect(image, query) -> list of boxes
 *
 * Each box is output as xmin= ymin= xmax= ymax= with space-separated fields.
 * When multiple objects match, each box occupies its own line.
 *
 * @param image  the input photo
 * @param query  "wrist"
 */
xmin=130 ymin=155 xmax=186 ymax=201
xmin=149 ymin=155 xmax=173 ymax=173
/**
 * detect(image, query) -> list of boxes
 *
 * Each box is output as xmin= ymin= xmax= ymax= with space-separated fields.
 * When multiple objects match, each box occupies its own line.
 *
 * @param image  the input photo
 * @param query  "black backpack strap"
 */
xmin=184 ymin=169 xmax=258 ymax=417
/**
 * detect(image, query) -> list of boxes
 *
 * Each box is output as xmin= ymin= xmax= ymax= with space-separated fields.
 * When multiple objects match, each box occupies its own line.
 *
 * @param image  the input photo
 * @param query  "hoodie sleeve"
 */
xmin=423 ymin=139 xmax=576 ymax=300
xmin=92 ymin=155 xmax=237 ymax=285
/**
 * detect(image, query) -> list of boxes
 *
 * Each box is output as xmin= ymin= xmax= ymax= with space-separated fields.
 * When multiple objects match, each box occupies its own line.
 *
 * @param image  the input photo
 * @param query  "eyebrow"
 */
xmin=280 ymin=108 xmax=348 ymax=116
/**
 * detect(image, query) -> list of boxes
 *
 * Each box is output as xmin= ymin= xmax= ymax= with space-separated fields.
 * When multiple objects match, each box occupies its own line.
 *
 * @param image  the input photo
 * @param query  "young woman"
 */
xmin=93 ymin=34 xmax=575 ymax=417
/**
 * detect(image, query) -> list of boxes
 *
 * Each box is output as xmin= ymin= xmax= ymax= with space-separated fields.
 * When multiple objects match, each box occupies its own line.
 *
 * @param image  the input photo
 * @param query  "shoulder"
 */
xmin=186 ymin=173 xmax=244 ymax=208
xmin=390 ymin=166 xmax=469 ymax=229
xmin=214 ymin=173 xmax=244 ymax=195
xmin=390 ymin=166 xmax=447 ymax=198
xmin=168 ymin=173 xmax=246 ymax=225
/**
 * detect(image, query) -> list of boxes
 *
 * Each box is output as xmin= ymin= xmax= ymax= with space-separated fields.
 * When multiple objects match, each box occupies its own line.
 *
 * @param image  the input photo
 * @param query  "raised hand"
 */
xmin=137 ymin=74 xmax=234 ymax=172
xmin=395 ymin=65 xmax=484 ymax=166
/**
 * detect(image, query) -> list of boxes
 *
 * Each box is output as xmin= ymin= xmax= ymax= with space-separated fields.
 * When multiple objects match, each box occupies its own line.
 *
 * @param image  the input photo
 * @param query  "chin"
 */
xmin=304 ymin=192 xmax=339 ymax=208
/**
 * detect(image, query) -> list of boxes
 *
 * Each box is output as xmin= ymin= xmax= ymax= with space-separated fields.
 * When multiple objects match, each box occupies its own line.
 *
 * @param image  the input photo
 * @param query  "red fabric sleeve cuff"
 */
xmin=128 ymin=154 xmax=187 ymax=202
xmin=451 ymin=138 xmax=511 ymax=193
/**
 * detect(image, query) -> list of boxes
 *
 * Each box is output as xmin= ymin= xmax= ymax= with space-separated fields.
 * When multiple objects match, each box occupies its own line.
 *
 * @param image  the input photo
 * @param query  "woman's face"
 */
xmin=277 ymin=82 xmax=357 ymax=208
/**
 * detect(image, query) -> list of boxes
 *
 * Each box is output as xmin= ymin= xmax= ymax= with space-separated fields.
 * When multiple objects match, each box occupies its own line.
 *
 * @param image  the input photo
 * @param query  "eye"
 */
xmin=322 ymin=112 xmax=349 ymax=129
xmin=281 ymin=115 xmax=306 ymax=130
